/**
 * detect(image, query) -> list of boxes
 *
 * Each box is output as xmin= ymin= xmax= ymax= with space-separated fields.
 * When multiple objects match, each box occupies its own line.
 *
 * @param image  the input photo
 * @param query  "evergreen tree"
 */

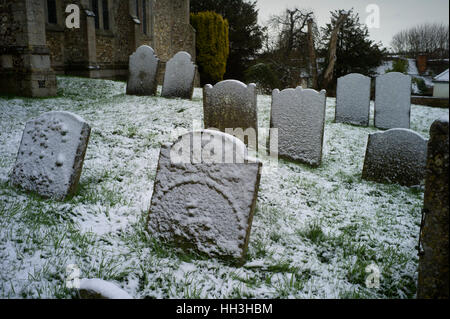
xmin=190 ymin=12 xmax=230 ymax=85
xmin=191 ymin=0 xmax=264 ymax=81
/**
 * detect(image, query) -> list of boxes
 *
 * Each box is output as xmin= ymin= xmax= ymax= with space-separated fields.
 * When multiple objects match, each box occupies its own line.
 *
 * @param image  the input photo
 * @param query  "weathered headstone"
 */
xmin=336 ymin=73 xmax=371 ymax=126
xmin=126 ymin=45 xmax=160 ymax=96
xmin=270 ymin=86 xmax=327 ymax=167
xmin=161 ymin=51 xmax=196 ymax=99
xmin=203 ymin=80 xmax=258 ymax=150
xmin=10 ymin=111 xmax=91 ymax=200
xmin=148 ymin=130 xmax=262 ymax=264
xmin=362 ymin=128 xmax=427 ymax=186
xmin=374 ymin=72 xmax=412 ymax=129
xmin=417 ymin=117 xmax=449 ymax=299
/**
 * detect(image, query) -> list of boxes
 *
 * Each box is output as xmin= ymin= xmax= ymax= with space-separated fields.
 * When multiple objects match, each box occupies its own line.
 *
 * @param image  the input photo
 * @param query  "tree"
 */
xmin=253 ymin=7 xmax=317 ymax=89
xmin=319 ymin=9 xmax=387 ymax=90
xmin=391 ymin=23 xmax=449 ymax=59
xmin=190 ymin=0 xmax=264 ymax=81
xmin=190 ymin=12 xmax=230 ymax=85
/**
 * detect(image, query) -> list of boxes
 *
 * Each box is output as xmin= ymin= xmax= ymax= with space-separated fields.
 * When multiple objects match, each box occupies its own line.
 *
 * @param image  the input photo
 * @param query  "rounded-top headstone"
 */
xmin=336 ymin=73 xmax=371 ymax=126
xmin=203 ymin=80 xmax=258 ymax=150
xmin=375 ymin=72 xmax=412 ymax=130
xmin=161 ymin=51 xmax=196 ymax=99
xmin=10 ymin=111 xmax=91 ymax=200
xmin=148 ymin=130 xmax=262 ymax=264
xmin=126 ymin=45 xmax=160 ymax=96
xmin=362 ymin=128 xmax=428 ymax=186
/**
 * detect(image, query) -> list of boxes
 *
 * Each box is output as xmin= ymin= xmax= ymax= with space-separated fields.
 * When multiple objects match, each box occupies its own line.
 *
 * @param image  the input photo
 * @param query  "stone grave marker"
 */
xmin=374 ymin=72 xmax=411 ymax=129
xmin=203 ymin=80 xmax=258 ymax=150
xmin=126 ymin=45 xmax=159 ymax=96
xmin=10 ymin=111 xmax=91 ymax=200
xmin=270 ymin=86 xmax=327 ymax=167
xmin=362 ymin=128 xmax=427 ymax=186
xmin=418 ymin=117 xmax=449 ymax=299
xmin=148 ymin=130 xmax=262 ymax=264
xmin=161 ymin=51 xmax=196 ymax=99
xmin=336 ymin=73 xmax=371 ymax=126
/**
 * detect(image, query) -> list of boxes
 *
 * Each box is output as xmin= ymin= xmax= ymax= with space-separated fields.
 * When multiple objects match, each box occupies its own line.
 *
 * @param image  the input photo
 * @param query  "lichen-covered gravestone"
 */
xmin=362 ymin=128 xmax=427 ymax=186
xmin=126 ymin=45 xmax=160 ymax=96
xmin=374 ymin=72 xmax=412 ymax=129
xmin=148 ymin=130 xmax=262 ymax=264
xmin=203 ymin=80 xmax=258 ymax=150
xmin=270 ymin=86 xmax=327 ymax=167
xmin=417 ymin=117 xmax=449 ymax=299
xmin=10 ymin=111 xmax=91 ymax=200
xmin=161 ymin=51 xmax=196 ymax=99
xmin=336 ymin=73 xmax=371 ymax=126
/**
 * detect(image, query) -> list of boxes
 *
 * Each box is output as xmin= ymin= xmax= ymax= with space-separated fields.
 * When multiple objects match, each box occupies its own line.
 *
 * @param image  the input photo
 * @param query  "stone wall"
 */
xmin=40 ymin=0 xmax=196 ymax=82
xmin=0 ymin=0 xmax=57 ymax=97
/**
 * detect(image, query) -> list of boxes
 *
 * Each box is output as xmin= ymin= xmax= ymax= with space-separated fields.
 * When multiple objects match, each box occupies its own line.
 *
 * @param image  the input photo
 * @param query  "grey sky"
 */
xmin=256 ymin=0 xmax=449 ymax=49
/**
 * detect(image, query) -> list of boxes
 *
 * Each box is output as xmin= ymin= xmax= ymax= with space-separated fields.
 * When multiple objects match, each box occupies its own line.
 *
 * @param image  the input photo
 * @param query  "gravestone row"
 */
xmin=336 ymin=72 xmax=412 ymax=130
xmin=127 ymin=45 xmax=196 ymax=100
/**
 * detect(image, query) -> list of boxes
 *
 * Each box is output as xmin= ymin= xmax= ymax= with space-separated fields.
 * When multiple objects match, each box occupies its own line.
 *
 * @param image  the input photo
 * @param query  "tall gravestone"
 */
xmin=362 ymin=128 xmax=428 ymax=186
xmin=374 ymin=72 xmax=412 ymax=130
xmin=336 ymin=73 xmax=371 ymax=126
xmin=148 ymin=130 xmax=262 ymax=264
xmin=126 ymin=45 xmax=160 ymax=96
xmin=417 ymin=117 xmax=449 ymax=299
xmin=203 ymin=80 xmax=258 ymax=150
xmin=270 ymin=87 xmax=327 ymax=167
xmin=161 ymin=51 xmax=196 ymax=99
xmin=10 ymin=111 xmax=91 ymax=200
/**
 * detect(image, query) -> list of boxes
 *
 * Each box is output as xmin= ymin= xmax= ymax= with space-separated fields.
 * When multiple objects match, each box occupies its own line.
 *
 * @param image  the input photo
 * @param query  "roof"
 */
xmin=433 ymin=69 xmax=449 ymax=83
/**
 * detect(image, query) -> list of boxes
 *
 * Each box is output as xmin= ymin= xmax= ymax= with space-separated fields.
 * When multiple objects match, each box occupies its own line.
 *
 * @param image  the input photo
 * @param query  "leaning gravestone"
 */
xmin=374 ymin=72 xmax=411 ymax=129
xmin=417 ymin=117 xmax=449 ymax=299
xmin=10 ymin=111 xmax=91 ymax=200
xmin=126 ymin=45 xmax=159 ymax=96
xmin=336 ymin=73 xmax=371 ymax=126
xmin=161 ymin=51 xmax=196 ymax=99
xmin=203 ymin=80 xmax=258 ymax=150
xmin=270 ymin=86 xmax=327 ymax=167
xmin=148 ymin=130 xmax=262 ymax=264
xmin=362 ymin=128 xmax=427 ymax=186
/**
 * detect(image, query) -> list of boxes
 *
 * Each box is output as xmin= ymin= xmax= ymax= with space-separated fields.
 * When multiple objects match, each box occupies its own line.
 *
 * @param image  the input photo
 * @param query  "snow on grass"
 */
xmin=0 ymin=76 xmax=448 ymax=299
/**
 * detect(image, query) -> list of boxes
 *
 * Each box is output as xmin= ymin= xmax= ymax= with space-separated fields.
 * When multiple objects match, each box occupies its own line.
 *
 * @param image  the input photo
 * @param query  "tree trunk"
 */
xmin=322 ymin=12 xmax=349 ymax=89
xmin=307 ymin=19 xmax=318 ymax=89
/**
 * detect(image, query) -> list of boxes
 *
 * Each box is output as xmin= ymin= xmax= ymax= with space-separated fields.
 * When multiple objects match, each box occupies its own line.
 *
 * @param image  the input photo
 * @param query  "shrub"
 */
xmin=190 ymin=11 xmax=230 ymax=85
xmin=386 ymin=59 xmax=409 ymax=74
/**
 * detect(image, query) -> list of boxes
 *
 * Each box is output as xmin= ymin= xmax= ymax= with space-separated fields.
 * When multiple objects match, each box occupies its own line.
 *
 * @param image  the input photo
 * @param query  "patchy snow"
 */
xmin=0 ymin=76 xmax=448 ymax=299
xmin=79 ymin=278 xmax=133 ymax=299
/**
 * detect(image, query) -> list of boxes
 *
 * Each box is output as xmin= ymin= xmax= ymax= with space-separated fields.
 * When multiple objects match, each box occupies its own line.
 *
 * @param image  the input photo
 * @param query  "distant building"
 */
xmin=433 ymin=69 xmax=449 ymax=98
xmin=0 ymin=0 xmax=196 ymax=97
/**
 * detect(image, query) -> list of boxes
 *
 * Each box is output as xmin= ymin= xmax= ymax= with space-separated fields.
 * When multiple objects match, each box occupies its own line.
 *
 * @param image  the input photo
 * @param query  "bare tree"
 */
xmin=391 ymin=23 xmax=449 ymax=58
xmin=322 ymin=10 xmax=349 ymax=89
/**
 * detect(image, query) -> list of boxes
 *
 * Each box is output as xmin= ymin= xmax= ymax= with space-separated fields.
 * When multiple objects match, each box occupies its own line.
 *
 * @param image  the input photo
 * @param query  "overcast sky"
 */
xmin=256 ymin=0 xmax=449 ymax=49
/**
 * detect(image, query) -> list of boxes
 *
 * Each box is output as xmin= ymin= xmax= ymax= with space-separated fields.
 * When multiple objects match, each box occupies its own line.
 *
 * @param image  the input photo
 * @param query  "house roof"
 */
xmin=433 ymin=69 xmax=449 ymax=83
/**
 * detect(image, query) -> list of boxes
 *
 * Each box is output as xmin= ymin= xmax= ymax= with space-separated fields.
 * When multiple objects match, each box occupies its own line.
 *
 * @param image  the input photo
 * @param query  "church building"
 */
xmin=0 ymin=0 xmax=196 ymax=97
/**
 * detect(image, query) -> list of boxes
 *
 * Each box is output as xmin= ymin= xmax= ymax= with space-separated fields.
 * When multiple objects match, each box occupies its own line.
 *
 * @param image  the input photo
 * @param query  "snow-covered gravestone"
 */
xmin=203 ymin=80 xmax=258 ymax=151
xmin=270 ymin=86 xmax=327 ymax=167
xmin=126 ymin=45 xmax=160 ymax=96
xmin=10 ymin=111 xmax=91 ymax=200
xmin=148 ymin=130 xmax=262 ymax=264
xmin=362 ymin=129 xmax=428 ymax=186
xmin=374 ymin=72 xmax=412 ymax=130
xmin=336 ymin=73 xmax=371 ymax=126
xmin=161 ymin=51 xmax=196 ymax=99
